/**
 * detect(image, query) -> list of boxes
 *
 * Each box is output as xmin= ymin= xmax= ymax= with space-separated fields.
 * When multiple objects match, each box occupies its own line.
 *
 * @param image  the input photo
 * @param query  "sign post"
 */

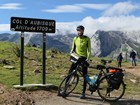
xmin=10 ymin=17 xmax=55 ymax=87
xmin=42 ymin=33 xmax=46 ymax=84
xmin=20 ymin=32 xmax=24 ymax=85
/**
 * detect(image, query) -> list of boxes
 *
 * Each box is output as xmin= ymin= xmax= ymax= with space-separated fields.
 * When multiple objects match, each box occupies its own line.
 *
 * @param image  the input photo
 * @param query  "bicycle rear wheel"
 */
xmin=58 ymin=73 xmax=79 ymax=98
xmin=97 ymin=76 xmax=125 ymax=101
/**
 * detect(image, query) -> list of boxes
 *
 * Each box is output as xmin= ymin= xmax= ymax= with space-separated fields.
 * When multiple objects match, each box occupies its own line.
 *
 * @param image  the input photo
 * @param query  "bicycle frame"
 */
xmin=72 ymin=62 xmax=108 ymax=93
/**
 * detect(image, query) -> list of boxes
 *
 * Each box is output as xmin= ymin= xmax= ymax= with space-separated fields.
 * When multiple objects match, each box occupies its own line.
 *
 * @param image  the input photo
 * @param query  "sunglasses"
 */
xmin=77 ymin=29 xmax=84 ymax=31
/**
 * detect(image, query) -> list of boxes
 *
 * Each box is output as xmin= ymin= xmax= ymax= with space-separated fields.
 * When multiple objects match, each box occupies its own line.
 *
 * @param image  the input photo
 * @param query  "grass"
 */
xmin=0 ymin=41 xmax=140 ymax=96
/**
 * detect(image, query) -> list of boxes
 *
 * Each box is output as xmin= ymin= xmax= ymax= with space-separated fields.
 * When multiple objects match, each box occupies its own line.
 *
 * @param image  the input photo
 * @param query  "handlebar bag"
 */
xmin=70 ymin=52 xmax=80 ymax=63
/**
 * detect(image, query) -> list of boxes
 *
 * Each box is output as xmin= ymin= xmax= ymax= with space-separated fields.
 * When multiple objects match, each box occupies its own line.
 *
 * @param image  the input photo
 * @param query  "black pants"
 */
xmin=118 ymin=62 xmax=122 ymax=67
xmin=69 ymin=57 xmax=87 ymax=94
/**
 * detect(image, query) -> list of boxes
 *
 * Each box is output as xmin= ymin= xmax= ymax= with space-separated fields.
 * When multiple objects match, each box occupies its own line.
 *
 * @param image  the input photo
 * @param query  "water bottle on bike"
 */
xmin=85 ymin=74 xmax=98 ymax=86
xmin=85 ymin=75 xmax=92 ymax=85
xmin=90 ymin=75 xmax=98 ymax=86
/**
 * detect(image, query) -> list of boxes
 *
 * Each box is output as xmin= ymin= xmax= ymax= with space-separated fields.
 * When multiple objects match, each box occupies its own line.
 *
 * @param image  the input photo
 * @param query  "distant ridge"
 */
xmin=0 ymin=30 xmax=140 ymax=58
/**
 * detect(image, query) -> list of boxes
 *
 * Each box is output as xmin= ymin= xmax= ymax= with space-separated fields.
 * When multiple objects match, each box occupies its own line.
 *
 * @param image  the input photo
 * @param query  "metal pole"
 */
xmin=20 ymin=32 xmax=24 ymax=86
xmin=42 ymin=33 xmax=46 ymax=84
xmin=126 ymin=51 xmax=127 ymax=62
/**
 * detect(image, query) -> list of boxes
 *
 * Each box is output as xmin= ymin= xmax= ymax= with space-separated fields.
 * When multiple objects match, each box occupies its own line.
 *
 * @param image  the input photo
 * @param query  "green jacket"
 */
xmin=71 ymin=35 xmax=91 ymax=60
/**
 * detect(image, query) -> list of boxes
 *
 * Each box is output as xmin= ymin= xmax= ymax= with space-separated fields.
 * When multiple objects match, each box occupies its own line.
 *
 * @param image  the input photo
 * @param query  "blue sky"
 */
xmin=0 ymin=0 xmax=140 ymax=34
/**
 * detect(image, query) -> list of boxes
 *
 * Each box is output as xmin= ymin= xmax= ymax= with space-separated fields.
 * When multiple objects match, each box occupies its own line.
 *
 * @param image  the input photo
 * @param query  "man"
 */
xmin=69 ymin=25 xmax=91 ymax=99
xmin=117 ymin=53 xmax=123 ymax=68
xmin=130 ymin=50 xmax=137 ymax=66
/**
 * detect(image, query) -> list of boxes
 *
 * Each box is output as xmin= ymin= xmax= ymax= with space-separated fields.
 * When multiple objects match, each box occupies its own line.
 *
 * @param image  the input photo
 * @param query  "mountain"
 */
xmin=91 ymin=30 xmax=140 ymax=58
xmin=0 ymin=30 xmax=140 ymax=58
xmin=0 ymin=33 xmax=74 ymax=53
xmin=0 ymin=33 xmax=11 ymax=41
xmin=91 ymin=30 xmax=125 ymax=57
xmin=29 ymin=34 xmax=72 ymax=52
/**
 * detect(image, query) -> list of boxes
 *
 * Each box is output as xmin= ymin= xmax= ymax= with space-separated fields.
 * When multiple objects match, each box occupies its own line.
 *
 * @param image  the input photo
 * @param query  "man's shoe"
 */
xmin=80 ymin=93 xmax=86 ymax=99
xmin=57 ymin=91 xmax=67 ymax=98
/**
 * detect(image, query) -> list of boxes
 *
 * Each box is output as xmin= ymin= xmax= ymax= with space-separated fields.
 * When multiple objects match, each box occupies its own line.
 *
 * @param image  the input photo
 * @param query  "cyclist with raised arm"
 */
xmin=69 ymin=25 xmax=91 ymax=99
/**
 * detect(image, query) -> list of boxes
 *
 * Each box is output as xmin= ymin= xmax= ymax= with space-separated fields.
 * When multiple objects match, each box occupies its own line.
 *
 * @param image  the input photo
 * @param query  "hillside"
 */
xmin=0 ymin=42 xmax=140 ymax=105
xmin=1 ymin=30 xmax=140 ymax=58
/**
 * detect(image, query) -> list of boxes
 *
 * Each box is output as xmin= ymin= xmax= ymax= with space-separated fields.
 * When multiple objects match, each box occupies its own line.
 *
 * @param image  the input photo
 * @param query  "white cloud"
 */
xmin=95 ymin=16 xmax=140 ymax=31
xmin=0 ymin=3 xmax=23 ymax=10
xmin=103 ymin=2 xmax=140 ymax=16
xmin=0 ymin=24 xmax=10 ymax=31
xmin=42 ymin=5 xmax=84 ymax=13
xmin=77 ymin=3 xmax=111 ymax=10
xmin=42 ymin=3 xmax=110 ymax=13
xmin=56 ymin=16 xmax=140 ymax=37
xmin=1 ymin=16 xmax=140 ymax=35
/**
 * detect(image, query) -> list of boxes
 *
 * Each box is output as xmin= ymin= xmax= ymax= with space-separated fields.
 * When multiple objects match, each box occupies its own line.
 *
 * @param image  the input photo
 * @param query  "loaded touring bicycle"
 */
xmin=58 ymin=53 xmax=126 ymax=101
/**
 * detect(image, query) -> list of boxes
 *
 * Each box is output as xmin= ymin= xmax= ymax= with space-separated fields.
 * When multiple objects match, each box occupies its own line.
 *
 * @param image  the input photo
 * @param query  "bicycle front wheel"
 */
xmin=58 ymin=73 xmax=79 ymax=98
xmin=97 ymin=76 xmax=125 ymax=101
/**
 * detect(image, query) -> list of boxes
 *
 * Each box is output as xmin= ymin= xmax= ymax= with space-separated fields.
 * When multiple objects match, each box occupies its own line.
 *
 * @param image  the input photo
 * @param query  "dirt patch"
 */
xmin=125 ymin=64 xmax=140 ymax=77
xmin=0 ymin=85 xmax=56 ymax=105
xmin=0 ymin=84 xmax=34 ymax=105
